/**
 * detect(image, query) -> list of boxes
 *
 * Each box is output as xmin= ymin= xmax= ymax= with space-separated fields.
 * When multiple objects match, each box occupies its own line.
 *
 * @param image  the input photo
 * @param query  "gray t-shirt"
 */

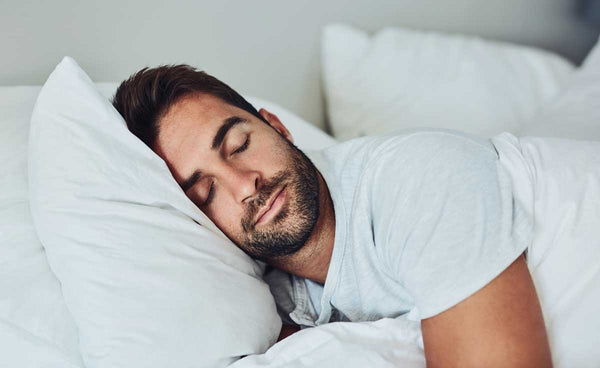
xmin=264 ymin=128 xmax=532 ymax=327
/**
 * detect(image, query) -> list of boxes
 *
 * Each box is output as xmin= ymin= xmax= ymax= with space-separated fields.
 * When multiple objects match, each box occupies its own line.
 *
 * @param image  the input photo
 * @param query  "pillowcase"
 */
xmin=519 ymin=36 xmax=600 ymax=141
xmin=28 ymin=57 xmax=281 ymax=367
xmin=322 ymin=24 xmax=575 ymax=141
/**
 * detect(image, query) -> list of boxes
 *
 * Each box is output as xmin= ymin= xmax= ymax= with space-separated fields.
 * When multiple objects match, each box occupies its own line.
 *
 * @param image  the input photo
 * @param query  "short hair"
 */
xmin=112 ymin=64 xmax=267 ymax=150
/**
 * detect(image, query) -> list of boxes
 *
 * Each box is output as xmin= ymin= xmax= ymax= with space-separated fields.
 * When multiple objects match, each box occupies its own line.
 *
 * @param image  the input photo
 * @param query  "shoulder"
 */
xmin=350 ymin=129 xmax=499 ymax=194
xmin=369 ymin=128 xmax=497 ymax=167
xmin=364 ymin=129 xmax=510 ymax=267
xmin=319 ymin=128 xmax=496 ymax=173
xmin=309 ymin=128 xmax=504 ymax=228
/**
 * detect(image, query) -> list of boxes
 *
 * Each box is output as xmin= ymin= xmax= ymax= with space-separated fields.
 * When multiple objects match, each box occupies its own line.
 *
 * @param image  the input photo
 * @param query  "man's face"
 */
xmin=155 ymin=93 xmax=320 ymax=261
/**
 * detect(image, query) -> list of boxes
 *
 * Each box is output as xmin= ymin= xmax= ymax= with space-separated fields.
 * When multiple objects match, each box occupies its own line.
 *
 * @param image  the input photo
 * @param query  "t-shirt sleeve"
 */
xmin=369 ymin=131 xmax=533 ymax=319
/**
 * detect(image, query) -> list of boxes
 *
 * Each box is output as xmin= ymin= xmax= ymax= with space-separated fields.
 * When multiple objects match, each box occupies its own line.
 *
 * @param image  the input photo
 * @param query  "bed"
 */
xmin=2 ymin=3 xmax=600 ymax=367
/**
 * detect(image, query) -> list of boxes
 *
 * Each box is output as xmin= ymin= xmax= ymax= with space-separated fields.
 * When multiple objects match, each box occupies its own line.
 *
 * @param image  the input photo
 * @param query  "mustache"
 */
xmin=241 ymin=170 xmax=289 ymax=232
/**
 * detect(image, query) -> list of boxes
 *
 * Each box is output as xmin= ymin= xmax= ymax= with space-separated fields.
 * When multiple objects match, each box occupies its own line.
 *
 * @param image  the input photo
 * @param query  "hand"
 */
xmin=277 ymin=323 xmax=300 ymax=342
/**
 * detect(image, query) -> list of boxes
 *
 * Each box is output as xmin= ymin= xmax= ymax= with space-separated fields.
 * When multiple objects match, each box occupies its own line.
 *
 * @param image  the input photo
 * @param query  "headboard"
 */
xmin=1 ymin=0 xmax=598 ymax=132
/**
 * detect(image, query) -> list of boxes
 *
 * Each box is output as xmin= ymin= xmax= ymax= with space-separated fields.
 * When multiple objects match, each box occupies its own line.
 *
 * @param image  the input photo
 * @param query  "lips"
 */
xmin=255 ymin=185 xmax=286 ymax=225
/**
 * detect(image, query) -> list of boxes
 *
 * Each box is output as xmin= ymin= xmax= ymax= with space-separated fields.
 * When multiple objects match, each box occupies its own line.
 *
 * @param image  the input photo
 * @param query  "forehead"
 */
xmin=154 ymin=93 xmax=248 ymax=181
xmin=156 ymin=93 xmax=243 ymax=150
xmin=159 ymin=93 xmax=238 ymax=138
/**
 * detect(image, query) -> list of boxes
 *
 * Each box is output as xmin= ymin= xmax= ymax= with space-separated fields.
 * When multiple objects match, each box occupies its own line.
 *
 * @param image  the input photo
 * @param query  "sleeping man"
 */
xmin=112 ymin=65 xmax=554 ymax=367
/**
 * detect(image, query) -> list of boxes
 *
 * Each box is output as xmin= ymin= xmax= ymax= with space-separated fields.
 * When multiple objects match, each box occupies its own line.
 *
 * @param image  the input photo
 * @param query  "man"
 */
xmin=112 ymin=64 xmax=552 ymax=367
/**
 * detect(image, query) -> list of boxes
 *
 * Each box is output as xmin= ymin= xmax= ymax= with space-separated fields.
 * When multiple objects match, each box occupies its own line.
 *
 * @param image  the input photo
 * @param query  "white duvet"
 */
xmin=232 ymin=317 xmax=425 ymax=368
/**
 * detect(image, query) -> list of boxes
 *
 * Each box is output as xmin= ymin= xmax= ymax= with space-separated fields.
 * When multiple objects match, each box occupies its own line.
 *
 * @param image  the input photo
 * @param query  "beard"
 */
xmin=236 ymin=137 xmax=320 ymax=262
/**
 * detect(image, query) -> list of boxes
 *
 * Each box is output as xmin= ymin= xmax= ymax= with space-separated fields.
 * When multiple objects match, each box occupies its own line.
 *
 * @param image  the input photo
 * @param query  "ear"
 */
xmin=258 ymin=108 xmax=294 ymax=143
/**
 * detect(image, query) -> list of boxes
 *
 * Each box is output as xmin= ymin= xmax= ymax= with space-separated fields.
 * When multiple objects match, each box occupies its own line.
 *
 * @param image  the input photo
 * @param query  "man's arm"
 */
xmin=421 ymin=255 xmax=551 ymax=367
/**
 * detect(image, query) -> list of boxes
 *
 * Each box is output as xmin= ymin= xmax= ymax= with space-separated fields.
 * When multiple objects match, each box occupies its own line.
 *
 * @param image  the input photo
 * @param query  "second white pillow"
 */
xmin=520 ymin=36 xmax=600 ymax=141
xmin=322 ymin=24 xmax=574 ymax=140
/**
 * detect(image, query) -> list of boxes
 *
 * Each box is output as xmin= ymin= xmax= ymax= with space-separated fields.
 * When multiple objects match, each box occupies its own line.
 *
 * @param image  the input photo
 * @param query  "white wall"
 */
xmin=1 ymin=0 xmax=598 ymax=131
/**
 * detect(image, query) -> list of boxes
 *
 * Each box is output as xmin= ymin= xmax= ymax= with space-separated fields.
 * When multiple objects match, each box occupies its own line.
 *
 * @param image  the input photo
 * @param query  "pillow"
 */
xmin=322 ymin=24 xmax=575 ymax=141
xmin=519 ymin=36 xmax=600 ymax=141
xmin=28 ymin=57 xmax=281 ymax=367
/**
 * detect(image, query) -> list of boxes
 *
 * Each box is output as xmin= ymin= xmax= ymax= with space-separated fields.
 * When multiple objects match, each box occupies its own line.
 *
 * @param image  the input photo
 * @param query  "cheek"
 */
xmin=208 ymin=201 xmax=244 ymax=235
xmin=254 ymin=136 xmax=291 ymax=171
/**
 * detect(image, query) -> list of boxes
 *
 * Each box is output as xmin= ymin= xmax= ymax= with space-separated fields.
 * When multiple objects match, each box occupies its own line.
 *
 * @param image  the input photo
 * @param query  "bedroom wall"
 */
xmin=1 ymin=0 xmax=598 ymax=131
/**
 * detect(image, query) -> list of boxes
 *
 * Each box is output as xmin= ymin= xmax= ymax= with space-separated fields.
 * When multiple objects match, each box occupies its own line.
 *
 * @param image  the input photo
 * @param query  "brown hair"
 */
xmin=111 ymin=64 xmax=267 ymax=150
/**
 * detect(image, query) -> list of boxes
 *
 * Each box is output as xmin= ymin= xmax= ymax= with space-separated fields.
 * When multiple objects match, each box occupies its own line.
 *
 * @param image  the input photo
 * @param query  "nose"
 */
xmin=223 ymin=166 xmax=260 ymax=204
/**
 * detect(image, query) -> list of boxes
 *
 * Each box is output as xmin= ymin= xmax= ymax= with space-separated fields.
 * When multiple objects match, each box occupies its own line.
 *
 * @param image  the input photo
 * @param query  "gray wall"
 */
xmin=1 ymin=0 xmax=598 ymax=131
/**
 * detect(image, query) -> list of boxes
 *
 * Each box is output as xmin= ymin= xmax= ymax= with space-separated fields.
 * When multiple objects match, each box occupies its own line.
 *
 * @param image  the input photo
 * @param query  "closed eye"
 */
xmin=232 ymin=136 xmax=250 ymax=155
xmin=202 ymin=181 xmax=215 ymax=206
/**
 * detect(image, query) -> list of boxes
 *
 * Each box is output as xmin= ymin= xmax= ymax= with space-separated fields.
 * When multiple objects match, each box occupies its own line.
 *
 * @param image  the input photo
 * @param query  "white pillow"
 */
xmin=519 ymin=36 xmax=600 ymax=141
xmin=322 ymin=24 xmax=575 ymax=141
xmin=28 ymin=57 xmax=281 ymax=367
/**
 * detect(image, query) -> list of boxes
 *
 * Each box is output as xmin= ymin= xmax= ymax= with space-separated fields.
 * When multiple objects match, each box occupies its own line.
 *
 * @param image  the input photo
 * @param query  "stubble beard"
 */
xmin=237 ymin=139 xmax=320 ymax=262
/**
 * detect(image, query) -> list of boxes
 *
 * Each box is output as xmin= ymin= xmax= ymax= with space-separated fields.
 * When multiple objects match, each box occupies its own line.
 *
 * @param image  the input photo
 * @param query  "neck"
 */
xmin=269 ymin=170 xmax=335 ymax=285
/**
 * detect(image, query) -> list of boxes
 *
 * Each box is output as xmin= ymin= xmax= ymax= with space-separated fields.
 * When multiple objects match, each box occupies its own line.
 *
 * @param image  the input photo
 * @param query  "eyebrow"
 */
xmin=181 ymin=169 xmax=201 ymax=193
xmin=212 ymin=116 xmax=246 ymax=150
xmin=180 ymin=116 xmax=247 ymax=192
